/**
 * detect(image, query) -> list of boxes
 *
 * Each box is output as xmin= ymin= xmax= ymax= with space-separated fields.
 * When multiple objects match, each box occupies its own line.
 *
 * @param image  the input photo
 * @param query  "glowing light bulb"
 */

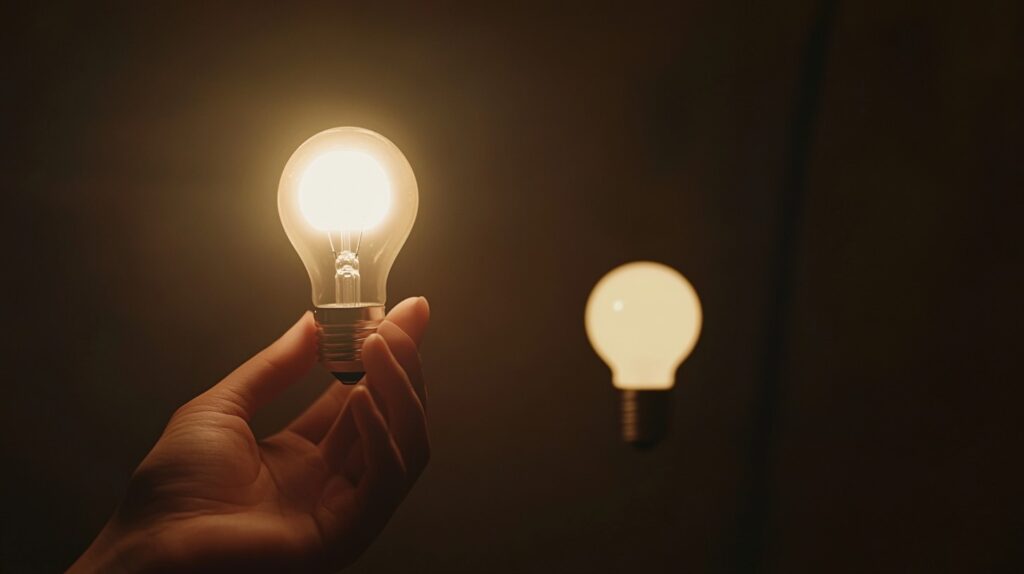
xmin=585 ymin=261 xmax=702 ymax=446
xmin=278 ymin=127 xmax=418 ymax=382
xmin=298 ymin=150 xmax=392 ymax=231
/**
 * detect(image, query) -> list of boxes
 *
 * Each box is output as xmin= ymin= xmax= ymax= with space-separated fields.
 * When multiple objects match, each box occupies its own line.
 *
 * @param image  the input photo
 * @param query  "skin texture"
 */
xmin=70 ymin=297 xmax=431 ymax=573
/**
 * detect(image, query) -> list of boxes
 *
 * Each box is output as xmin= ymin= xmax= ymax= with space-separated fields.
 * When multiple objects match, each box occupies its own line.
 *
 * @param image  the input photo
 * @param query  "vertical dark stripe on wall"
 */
xmin=725 ymin=1 xmax=838 ymax=571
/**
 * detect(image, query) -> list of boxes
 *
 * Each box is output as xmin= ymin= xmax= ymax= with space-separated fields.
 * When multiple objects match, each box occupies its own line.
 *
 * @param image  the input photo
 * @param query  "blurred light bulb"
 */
xmin=585 ymin=261 xmax=702 ymax=446
xmin=279 ymin=127 xmax=418 ymax=382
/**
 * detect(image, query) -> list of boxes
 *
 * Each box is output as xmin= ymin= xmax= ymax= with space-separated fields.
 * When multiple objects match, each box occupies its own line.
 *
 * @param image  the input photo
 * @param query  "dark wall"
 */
xmin=4 ymin=2 xmax=1021 ymax=572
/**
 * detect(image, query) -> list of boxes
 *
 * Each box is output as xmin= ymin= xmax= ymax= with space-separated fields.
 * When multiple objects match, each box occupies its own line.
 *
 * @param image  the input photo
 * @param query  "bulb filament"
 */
xmin=328 ymin=229 xmax=363 ymax=305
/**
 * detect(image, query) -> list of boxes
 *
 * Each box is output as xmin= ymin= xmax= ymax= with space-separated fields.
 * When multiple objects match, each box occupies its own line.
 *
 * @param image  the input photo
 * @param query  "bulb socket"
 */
xmin=620 ymin=389 xmax=672 ymax=448
xmin=314 ymin=305 xmax=385 ymax=383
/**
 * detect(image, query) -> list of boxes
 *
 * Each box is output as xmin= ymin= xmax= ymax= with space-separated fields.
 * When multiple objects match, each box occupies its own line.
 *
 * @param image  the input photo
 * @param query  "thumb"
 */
xmin=187 ymin=312 xmax=318 ymax=420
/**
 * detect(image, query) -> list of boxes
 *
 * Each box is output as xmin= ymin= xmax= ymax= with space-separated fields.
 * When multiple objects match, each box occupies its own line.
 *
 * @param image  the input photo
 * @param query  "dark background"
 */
xmin=4 ymin=2 xmax=1022 ymax=572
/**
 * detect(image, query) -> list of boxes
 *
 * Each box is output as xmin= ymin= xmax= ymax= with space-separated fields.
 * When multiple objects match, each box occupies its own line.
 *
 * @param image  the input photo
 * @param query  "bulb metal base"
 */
xmin=620 ymin=389 xmax=672 ymax=448
xmin=314 ymin=305 xmax=385 ymax=384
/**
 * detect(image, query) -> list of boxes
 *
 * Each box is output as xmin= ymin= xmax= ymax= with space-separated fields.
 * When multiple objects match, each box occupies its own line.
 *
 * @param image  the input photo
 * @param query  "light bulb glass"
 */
xmin=278 ymin=127 xmax=417 ymax=380
xmin=585 ymin=261 xmax=702 ymax=390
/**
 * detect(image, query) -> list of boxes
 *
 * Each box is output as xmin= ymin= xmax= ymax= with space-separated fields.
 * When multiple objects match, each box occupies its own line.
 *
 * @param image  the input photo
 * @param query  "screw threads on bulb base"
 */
xmin=314 ymin=305 xmax=385 ymax=384
xmin=620 ymin=390 xmax=672 ymax=448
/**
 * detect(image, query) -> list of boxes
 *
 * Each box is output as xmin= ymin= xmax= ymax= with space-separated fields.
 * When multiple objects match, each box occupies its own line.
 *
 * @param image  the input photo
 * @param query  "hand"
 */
xmin=70 ymin=297 xmax=431 ymax=573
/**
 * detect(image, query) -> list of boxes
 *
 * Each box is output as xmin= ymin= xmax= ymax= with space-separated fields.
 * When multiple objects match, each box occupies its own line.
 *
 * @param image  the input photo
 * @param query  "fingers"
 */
xmin=318 ymin=333 xmax=429 ymax=477
xmin=377 ymin=321 xmax=427 ymax=410
xmin=287 ymin=296 xmax=430 ymax=443
xmin=319 ymin=387 xmax=364 ymax=481
xmin=317 ymin=348 xmax=427 ymax=561
xmin=185 ymin=312 xmax=317 ymax=420
xmin=350 ymin=387 xmax=407 ymax=511
xmin=383 ymin=296 xmax=430 ymax=346
xmin=320 ymin=386 xmax=405 ymax=479
xmin=288 ymin=381 xmax=357 ymax=443
xmin=313 ymin=388 xmax=402 ymax=568
xmin=362 ymin=334 xmax=430 ymax=479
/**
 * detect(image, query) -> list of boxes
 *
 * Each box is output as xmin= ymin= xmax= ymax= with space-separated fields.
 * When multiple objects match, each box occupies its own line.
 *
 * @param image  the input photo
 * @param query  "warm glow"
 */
xmin=298 ymin=149 xmax=392 ymax=231
xmin=585 ymin=262 xmax=702 ymax=390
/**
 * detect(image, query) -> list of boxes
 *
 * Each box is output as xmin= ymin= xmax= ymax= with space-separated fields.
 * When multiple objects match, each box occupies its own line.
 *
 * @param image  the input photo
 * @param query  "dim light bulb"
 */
xmin=278 ymin=127 xmax=418 ymax=382
xmin=585 ymin=261 xmax=702 ymax=445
